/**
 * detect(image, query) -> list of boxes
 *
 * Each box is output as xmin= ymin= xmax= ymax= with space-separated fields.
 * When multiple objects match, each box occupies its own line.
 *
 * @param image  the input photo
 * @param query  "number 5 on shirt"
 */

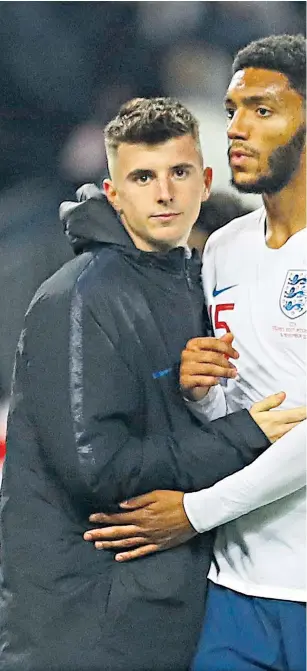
xmin=209 ymin=303 xmax=235 ymax=335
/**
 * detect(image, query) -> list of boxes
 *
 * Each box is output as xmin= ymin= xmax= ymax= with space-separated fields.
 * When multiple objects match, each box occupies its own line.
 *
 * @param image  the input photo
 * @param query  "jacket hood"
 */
xmin=60 ymin=183 xmax=134 ymax=254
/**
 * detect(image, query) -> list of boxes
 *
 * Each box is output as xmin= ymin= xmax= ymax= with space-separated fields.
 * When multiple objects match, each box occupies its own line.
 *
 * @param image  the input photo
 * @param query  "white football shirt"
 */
xmin=184 ymin=207 xmax=307 ymax=601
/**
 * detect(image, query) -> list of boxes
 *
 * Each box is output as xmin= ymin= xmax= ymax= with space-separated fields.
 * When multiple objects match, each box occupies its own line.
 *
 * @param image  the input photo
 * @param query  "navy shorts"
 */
xmin=191 ymin=581 xmax=306 ymax=671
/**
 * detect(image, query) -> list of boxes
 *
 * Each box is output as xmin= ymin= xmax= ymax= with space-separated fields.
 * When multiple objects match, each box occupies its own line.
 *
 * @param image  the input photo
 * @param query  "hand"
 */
xmin=250 ymin=392 xmax=306 ymax=442
xmin=180 ymin=333 xmax=239 ymax=401
xmin=84 ymin=490 xmax=197 ymax=562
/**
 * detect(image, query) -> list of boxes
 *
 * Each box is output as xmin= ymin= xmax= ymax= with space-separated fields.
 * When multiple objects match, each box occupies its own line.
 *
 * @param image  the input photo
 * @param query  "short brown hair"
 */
xmin=104 ymin=97 xmax=202 ymax=164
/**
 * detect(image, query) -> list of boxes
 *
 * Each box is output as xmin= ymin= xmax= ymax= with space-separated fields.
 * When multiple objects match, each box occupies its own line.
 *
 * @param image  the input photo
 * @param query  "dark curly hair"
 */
xmin=104 ymin=97 xmax=201 ymax=161
xmin=232 ymin=34 xmax=306 ymax=100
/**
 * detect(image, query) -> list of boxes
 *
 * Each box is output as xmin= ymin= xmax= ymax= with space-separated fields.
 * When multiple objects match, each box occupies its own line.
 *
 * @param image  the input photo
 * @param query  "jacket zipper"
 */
xmin=184 ymin=256 xmax=203 ymax=336
xmin=184 ymin=258 xmax=192 ymax=290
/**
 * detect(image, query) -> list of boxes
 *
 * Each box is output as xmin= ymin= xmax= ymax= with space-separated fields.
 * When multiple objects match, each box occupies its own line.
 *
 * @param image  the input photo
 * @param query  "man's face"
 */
xmin=225 ymin=68 xmax=306 ymax=194
xmin=104 ymin=135 xmax=212 ymax=252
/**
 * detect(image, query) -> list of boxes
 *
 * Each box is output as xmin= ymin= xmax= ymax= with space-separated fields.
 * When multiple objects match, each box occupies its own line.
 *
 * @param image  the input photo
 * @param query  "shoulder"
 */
xmin=26 ymin=247 xmax=126 ymax=322
xmin=35 ymin=247 xmax=121 ymax=298
xmin=204 ymin=207 xmax=264 ymax=257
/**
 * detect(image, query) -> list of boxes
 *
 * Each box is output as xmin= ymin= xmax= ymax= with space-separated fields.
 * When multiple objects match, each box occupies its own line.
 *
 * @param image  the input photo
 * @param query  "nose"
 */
xmin=227 ymin=110 xmax=250 ymax=142
xmin=155 ymin=177 xmax=174 ymax=204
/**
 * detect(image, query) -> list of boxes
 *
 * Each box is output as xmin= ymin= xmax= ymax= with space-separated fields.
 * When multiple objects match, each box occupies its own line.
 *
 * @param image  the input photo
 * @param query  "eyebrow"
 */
xmin=127 ymin=168 xmax=154 ymax=180
xmin=224 ymin=94 xmax=277 ymax=106
xmin=127 ymin=163 xmax=195 ymax=180
xmin=171 ymin=162 xmax=195 ymax=171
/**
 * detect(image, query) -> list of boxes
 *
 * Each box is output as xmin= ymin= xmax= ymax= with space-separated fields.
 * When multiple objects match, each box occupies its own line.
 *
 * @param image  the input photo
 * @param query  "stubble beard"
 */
xmin=230 ymin=124 xmax=306 ymax=195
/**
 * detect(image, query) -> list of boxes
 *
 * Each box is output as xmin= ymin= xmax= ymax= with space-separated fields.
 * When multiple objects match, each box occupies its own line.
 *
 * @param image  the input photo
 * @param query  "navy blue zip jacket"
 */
xmin=0 ymin=185 xmax=269 ymax=671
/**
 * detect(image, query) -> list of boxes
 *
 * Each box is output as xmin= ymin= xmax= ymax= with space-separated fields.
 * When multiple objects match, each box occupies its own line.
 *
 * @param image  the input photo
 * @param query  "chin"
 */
xmin=231 ymin=176 xmax=263 ymax=195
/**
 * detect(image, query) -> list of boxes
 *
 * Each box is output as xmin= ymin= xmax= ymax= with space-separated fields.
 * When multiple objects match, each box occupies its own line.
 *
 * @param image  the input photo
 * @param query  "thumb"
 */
xmin=252 ymin=391 xmax=286 ymax=413
xmin=219 ymin=332 xmax=234 ymax=344
xmin=119 ymin=492 xmax=155 ymax=509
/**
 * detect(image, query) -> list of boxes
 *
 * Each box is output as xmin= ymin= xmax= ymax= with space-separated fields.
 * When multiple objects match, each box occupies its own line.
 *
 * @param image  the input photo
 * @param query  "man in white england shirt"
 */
xmin=83 ymin=34 xmax=306 ymax=671
xmin=183 ymin=34 xmax=306 ymax=670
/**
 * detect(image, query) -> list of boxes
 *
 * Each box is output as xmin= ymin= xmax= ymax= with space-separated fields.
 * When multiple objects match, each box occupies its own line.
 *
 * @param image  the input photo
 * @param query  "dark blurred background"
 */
xmin=0 ymin=1 xmax=305 ymax=447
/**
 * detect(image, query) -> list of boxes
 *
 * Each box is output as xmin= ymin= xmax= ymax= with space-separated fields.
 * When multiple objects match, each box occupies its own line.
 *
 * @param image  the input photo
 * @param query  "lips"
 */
xmin=230 ymin=150 xmax=254 ymax=159
xmin=151 ymin=213 xmax=179 ymax=219
xmin=229 ymin=151 xmax=254 ymax=167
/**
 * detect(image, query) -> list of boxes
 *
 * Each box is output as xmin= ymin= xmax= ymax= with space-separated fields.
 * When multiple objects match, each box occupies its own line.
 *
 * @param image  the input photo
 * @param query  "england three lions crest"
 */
xmin=280 ymin=270 xmax=307 ymax=319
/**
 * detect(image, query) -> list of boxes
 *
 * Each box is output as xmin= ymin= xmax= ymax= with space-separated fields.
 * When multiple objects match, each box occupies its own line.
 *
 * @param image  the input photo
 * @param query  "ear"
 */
xmin=103 ymin=179 xmax=122 ymax=213
xmin=202 ymin=167 xmax=213 ymax=203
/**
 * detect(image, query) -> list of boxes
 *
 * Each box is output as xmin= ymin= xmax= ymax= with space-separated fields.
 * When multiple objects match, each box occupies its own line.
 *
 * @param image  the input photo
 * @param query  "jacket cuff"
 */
xmin=226 ymin=409 xmax=271 ymax=455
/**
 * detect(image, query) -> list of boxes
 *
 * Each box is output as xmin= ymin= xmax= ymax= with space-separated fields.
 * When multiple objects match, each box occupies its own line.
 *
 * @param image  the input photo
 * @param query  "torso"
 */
xmin=202 ymin=208 xmax=306 ymax=601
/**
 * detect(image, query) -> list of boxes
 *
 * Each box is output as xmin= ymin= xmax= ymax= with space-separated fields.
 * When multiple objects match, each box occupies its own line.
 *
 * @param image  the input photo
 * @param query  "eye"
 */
xmin=257 ymin=107 xmax=272 ymax=117
xmin=173 ymin=167 xmax=189 ymax=178
xmin=135 ymin=174 xmax=151 ymax=185
xmin=226 ymin=108 xmax=235 ymax=120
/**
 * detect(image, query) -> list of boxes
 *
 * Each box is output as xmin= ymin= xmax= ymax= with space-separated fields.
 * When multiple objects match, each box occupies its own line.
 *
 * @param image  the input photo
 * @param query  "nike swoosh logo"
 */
xmin=213 ymin=284 xmax=238 ymax=297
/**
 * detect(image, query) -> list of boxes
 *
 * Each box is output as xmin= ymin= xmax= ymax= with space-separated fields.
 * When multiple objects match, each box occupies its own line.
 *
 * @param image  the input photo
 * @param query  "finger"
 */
xmin=181 ymin=373 xmax=233 ymax=390
xmin=181 ymin=364 xmax=237 ymax=390
xmin=276 ymin=407 xmax=306 ymax=424
xmin=84 ymin=524 xmax=140 ymax=540
xmin=180 ymin=365 xmax=237 ymax=385
xmin=181 ymin=362 xmax=237 ymax=377
xmin=182 ymin=352 xmax=238 ymax=368
xmin=115 ymin=544 xmax=159 ymax=562
xmin=95 ymin=536 xmax=147 ymax=550
xmin=252 ymin=392 xmax=286 ymax=412
xmin=181 ymin=376 xmax=220 ymax=389
xmin=89 ymin=510 xmax=143 ymax=524
xmin=273 ymin=421 xmax=302 ymax=439
xmin=119 ymin=492 xmax=157 ymax=509
xmin=185 ymin=338 xmax=239 ymax=359
xmin=284 ymin=422 xmax=301 ymax=430
xmin=185 ymin=341 xmax=239 ymax=360
xmin=219 ymin=333 xmax=234 ymax=343
xmin=219 ymin=333 xmax=235 ymax=360
xmin=182 ymin=350 xmax=239 ymax=366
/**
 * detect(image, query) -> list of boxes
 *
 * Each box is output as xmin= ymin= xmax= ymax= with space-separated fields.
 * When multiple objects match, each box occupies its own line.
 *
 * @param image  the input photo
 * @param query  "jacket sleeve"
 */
xmin=27 ymin=296 xmax=270 ymax=510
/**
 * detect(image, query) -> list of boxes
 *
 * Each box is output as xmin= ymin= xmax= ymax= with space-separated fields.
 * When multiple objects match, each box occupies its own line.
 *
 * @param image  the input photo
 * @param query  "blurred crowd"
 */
xmin=0 ymin=2 xmax=305 ymax=441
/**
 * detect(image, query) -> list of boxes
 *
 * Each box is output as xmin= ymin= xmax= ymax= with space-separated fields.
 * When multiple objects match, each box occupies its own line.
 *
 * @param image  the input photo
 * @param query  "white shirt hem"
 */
xmin=208 ymin=571 xmax=307 ymax=603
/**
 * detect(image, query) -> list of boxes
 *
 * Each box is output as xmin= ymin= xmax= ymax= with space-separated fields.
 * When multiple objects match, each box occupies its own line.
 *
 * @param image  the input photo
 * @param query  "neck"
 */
xmin=120 ymin=214 xmax=190 ymax=252
xmin=263 ymin=156 xmax=306 ymax=249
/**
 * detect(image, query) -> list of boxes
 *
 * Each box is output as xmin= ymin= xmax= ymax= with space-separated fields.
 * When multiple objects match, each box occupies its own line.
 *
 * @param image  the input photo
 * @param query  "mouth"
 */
xmin=229 ymin=151 xmax=254 ymax=167
xmin=229 ymin=147 xmax=256 ymax=167
xmin=151 ymin=213 xmax=180 ymax=220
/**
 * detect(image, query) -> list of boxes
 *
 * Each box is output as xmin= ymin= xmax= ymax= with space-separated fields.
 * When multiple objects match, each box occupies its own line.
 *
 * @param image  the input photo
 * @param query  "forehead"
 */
xmin=226 ymin=67 xmax=300 ymax=106
xmin=116 ymin=134 xmax=202 ymax=172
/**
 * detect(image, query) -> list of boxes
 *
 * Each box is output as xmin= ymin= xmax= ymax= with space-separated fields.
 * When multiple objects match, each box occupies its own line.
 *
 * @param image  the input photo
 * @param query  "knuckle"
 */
xmin=113 ymin=526 xmax=122 ymax=537
xmin=203 ymin=363 xmax=217 ymax=375
xmin=186 ymin=339 xmax=195 ymax=350
xmin=204 ymin=337 xmax=214 ymax=347
xmin=144 ymin=508 xmax=154 ymax=523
